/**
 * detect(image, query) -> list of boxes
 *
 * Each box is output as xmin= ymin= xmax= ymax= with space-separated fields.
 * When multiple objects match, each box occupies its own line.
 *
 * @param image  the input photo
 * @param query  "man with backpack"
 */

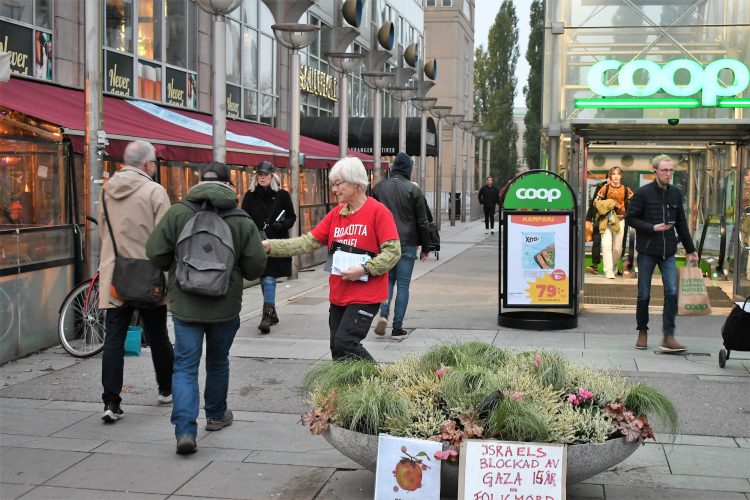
xmin=146 ymin=162 xmax=267 ymax=455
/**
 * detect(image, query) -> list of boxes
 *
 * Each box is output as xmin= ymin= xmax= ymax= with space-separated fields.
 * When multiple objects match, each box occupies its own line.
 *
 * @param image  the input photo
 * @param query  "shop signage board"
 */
xmin=575 ymin=58 xmax=750 ymax=109
xmin=0 ymin=21 xmax=33 ymax=77
xmin=458 ymin=440 xmax=566 ymax=500
xmin=300 ymin=64 xmax=338 ymax=102
xmin=226 ymin=84 xmax=241 ymax=119
xmin=105 ymin=50 xmax=134 ymax=97
xmin=498 ymin=170 xmax=578 ymax=329
xmin=165 ymin=67 xmax=187 ymax=107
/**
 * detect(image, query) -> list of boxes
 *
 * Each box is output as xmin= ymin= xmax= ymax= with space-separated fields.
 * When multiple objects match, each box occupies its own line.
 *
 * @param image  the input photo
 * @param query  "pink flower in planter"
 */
xmin=567 ymin=394 xmax=579 ymax=406
xmin=435 ymin=368 xmax=446 ymax=379
xmin=533 ymin=354 xmax=542 ymax=368
xmin=510 ymin=391 xmax=525 ymax=401
xmin=578 ymin=387 xmax=593 ymax=401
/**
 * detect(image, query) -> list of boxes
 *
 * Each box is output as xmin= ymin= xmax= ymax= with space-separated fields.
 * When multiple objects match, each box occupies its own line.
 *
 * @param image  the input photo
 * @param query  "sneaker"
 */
xmin=102 ymin=402 xmax=124 ymax=423
xmin=374 ymin=316 xmax=387 ymax=336
xmin=605 ymin=272 xmax=616 ymax=279
xmin=635 ymin=330 xmax=648 ymax=350
xmin=485 ymin=230 xmax=489 ymax=234
xmin=490 ymin=230 xmax=495 ymax=234
xmin=391 ymin=328 xmax=408 ymax=340
xmin=176 ymin=435 xmax=197 ymax=455
xmin=206 ymin=409 xmax=233 ymax=431
xmin=157 ymin=392 xmax=172 ymax=405
xmin=585 ymin=265 xmax=598 ymax=274
xmin=660 ymin=336 xmax=686 ymax=353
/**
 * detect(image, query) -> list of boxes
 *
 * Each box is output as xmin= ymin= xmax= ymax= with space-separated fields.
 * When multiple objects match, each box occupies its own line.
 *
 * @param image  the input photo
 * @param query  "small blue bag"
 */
xmin=124 ymin=326 xmax=142 ymax=356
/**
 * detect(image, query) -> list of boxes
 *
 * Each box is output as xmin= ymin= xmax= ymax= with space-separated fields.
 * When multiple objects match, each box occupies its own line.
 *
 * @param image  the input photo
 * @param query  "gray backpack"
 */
xmin=175 ymin=200 xmax=248 ymax=297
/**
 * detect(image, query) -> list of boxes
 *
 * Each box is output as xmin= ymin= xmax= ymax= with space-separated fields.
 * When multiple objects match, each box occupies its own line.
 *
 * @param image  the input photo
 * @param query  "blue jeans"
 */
xmin=260 ymin=275 xmax=276 ymax=305
xmin=171 ymin=316 xmax=239 ymax=437
xmin=379 ymin=245 xmax=418 ymax=329
xmin=636 ymin=253 xmax=678 ymax=335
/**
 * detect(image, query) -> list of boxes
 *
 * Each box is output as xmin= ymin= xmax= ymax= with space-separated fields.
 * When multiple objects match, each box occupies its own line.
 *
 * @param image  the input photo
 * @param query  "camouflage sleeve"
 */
xmin=268 ymin=232 xmax=322 ymax=257
xmin=365 ymin=239 xmax=401 ymax=276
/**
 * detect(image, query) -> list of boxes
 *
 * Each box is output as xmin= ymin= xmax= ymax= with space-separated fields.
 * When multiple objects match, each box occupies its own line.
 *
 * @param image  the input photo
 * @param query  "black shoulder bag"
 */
xmin=102 ymin=194 xmax=165 ymax=308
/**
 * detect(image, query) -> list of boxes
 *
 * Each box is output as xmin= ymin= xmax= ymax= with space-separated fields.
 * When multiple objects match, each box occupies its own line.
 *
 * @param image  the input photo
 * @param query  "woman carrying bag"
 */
xmin=241 ymin=161 xmax=296 ymax=334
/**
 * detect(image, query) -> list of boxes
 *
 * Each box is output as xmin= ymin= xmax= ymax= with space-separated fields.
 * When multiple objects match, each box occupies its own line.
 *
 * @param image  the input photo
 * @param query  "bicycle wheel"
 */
xmin=58 ymin=279 xmax=106 ymax=357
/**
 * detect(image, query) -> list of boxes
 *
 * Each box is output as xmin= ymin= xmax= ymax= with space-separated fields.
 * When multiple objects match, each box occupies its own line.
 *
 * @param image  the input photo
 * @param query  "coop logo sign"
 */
xmin=575 ymin=58 xmax=750 ymax=109
xmin=516 ymin=188 xmax=562 ymax=202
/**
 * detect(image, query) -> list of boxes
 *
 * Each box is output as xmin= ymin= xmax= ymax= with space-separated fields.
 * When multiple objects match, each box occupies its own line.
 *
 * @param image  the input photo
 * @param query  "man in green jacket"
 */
xmin=147 ymin=162 xmax=267 ymax=455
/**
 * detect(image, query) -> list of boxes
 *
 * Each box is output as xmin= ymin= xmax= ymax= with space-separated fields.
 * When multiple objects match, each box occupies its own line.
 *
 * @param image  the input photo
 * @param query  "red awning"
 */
xmin=0 ymin=78 xmax=383 ymax=169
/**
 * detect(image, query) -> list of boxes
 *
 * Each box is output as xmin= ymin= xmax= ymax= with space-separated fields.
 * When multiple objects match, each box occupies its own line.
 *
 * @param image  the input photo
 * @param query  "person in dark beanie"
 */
xmin=147 ymin=161 xmax=267 ymax=455
xmin=240 ymin=161 xmax=296 ymax=334
xmin=371 ymin=152 xmax=431 ymax=339
xmin=478 ymin=176 xmax=500 ymax=234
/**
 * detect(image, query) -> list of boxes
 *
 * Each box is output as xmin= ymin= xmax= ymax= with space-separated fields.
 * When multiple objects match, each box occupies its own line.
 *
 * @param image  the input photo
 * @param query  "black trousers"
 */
xmin=328 ymin=303 xmax=379 ymax=362
xmin=483 ymin=205 xmax=496 ymax=229
xmin=102 ymin=304 xmax=174 ymax=405
xmin=591 ymin=224 xmax=601 ymax=266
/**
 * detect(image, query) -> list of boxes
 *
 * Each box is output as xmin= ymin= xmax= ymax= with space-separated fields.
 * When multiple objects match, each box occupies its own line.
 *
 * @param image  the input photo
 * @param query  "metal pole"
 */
xmin=477 ymin=136 xmax=484 ymax=189
xmin=339 ymin=73 xmax=348 ymax=158
xmin=289 ymin=47 xmax=301 ymax=278
xmin=419 ymin=111 xmax=427 ymax=188
xmin=435 ymin=118 xmax=443 ymax=230
xmin=373 ymin=89 xmax=382 ymax=183
xmin=486 ymin=138 xmax=492 ymax=182
xmin=212 ymin=13 xmax=227 ymax=163
xmin=84 ymin=0 xmax=102 ymax=277
xmin=450 ymin=124 xmax=458 ymax=226
xmin=461 ymin=129 xmax=467 ymax=223
xmin=398 ymin=100 xmax=407 ymax=154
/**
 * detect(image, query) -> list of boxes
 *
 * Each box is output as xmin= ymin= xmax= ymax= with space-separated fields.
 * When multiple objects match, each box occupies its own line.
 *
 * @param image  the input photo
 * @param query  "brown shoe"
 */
xmin=660 ymin=336 xmax=686 ymax=353
xmin=635 ymin=331 xmax=648 ymax=350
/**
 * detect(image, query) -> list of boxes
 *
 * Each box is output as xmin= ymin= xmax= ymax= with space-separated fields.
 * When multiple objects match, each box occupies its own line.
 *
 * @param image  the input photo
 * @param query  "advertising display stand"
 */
xmin=498 ymin=170 xmax=578 ymax=329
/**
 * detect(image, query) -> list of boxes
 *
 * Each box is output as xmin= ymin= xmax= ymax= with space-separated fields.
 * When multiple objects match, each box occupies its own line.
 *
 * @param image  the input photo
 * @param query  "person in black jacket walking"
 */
xmin=478 ymin=176 xmax=500 ymax=234
xmin=626 ymin=154 xmax=698 ymax=352
xmin=241 ymin=161 xmax=296 ymax=334
xmin=371 ymin=152 xmax=431 ymax=339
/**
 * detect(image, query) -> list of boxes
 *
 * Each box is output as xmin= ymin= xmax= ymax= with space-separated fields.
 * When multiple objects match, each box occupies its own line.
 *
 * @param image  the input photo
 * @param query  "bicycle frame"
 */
xmin=59 ymin=273 xmax=99 ymax=314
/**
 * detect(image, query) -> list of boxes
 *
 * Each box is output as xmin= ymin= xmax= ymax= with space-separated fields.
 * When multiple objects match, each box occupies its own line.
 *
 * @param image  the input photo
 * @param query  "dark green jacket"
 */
xmin=146 ymin=182 xmax=267 ymax=322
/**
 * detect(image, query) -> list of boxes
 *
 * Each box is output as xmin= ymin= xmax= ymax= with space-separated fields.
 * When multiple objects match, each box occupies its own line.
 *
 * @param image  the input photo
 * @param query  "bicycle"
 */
xmin=58 ymin=216 xmax=106 ymax=357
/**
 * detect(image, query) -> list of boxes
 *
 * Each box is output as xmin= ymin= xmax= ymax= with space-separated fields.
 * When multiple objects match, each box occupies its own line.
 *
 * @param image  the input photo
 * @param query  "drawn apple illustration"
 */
xmin=392 ymin=446 xmax=431 ymax=492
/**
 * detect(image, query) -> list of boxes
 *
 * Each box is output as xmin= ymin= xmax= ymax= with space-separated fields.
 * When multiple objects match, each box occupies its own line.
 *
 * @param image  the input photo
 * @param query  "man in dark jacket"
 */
xmin=146 ymin=162 xmax=267 ymax=455
xmin=626 ymin=154 xmax=698 ymax=353
xmin=478 ymin=176 xmax=500 ymax=234
xmin=371 ymin=152 xmax=431 ymax=339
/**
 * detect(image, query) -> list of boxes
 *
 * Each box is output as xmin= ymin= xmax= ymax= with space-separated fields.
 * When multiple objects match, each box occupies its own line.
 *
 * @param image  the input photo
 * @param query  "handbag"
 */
xmin=677 ymin=262 xmax=711 ymax=316
xmin=102 ymin=194 xmax=165 ymax=308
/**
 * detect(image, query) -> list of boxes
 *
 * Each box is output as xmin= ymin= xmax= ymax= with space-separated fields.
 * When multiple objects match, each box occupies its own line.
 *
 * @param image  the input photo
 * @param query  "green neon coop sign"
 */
xmin=575 ymin=58 xmax=750 ymax=109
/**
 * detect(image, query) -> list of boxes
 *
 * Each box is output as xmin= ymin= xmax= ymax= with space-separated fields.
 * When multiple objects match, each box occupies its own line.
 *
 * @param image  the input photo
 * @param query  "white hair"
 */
xmin=248 ymin=172 xmax=281 ymax=192
xmin=329 ymin=157 xmax=369 ymax=192
xmin=123 ymin=140 xmax=155 ymax=170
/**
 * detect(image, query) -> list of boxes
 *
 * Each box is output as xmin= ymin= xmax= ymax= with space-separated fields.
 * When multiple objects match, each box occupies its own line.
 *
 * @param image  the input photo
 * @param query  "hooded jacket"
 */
xmin=146 ymin=182 xmax=267 ymax=322
xmin=626 ymin=180 xmax=696 ymax=258
xmin=372 ymin=153 xmax=431 ymax=249
xmin=98 ymin=166 xmax=171 ymax=309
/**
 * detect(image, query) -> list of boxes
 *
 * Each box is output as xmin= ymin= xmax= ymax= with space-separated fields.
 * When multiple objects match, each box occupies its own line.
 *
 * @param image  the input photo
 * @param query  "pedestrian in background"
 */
xmin=593 ymin=166 xmax=633 ymax=279
xmin=240 ymin=161 xmax=296 ymax=334
xmin=626 ymin=154 xmax=698 ymax=352
xmin=147 ymin=162 xmax=267 ymax=454
xmin=478 ymin=176 xmax=500 ymax=234
xmin=585 ymin=178 xmax=607 ymax=274
xmin=262 ymin=157 xmax=400 ymax=361
xmin=98 ymin=140 xmax=174 ymax=423
xmin=371 ymin=152 xmax=431 ymax=339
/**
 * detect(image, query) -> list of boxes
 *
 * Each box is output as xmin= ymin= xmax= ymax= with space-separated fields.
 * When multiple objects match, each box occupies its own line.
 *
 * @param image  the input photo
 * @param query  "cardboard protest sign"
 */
xmin=374 ymin=434 xmax=443 ymax=499
xmin=458 ymin=440 xmax=566 ymax=500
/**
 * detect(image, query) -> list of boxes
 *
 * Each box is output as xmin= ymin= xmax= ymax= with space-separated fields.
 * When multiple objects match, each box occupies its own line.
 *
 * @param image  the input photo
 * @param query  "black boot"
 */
xmin=258 ymin=303 xmax=272 ymax=334
xmin=269 ymin=305 xmax=279 ymax=325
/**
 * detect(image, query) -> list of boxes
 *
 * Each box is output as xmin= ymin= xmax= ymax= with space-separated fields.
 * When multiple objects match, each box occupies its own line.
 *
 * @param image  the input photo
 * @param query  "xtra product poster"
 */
xmin=506 ymin=214 xmax=570 ymax=306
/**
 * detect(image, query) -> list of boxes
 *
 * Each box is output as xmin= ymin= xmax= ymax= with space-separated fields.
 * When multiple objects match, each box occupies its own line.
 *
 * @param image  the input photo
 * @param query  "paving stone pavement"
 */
xmin=1 ymin=220 xmax=749 ymax=499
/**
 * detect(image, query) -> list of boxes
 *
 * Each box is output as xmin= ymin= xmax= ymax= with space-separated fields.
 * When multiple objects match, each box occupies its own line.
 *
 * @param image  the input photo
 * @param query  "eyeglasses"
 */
xmin=332 ymin=180 xmax=348 ymax=188
xmin=656 ymin=169 xmax=674 ymax=174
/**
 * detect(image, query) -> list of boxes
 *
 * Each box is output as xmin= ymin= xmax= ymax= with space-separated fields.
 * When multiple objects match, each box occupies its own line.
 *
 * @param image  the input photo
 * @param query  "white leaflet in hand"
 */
xmin=331 ymin=250 xmax=371 ymax=282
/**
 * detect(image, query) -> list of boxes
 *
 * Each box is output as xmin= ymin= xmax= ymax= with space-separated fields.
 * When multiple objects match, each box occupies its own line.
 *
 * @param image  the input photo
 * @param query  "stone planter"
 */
xmin=324 ymin=425 xmax=639 ymax=496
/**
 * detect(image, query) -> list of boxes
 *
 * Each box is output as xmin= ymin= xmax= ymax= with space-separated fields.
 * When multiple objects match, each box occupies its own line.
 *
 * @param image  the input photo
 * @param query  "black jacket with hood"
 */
xmin=372 ymin=152 xmax=431 ymax=249
xmin=626 ymin=180 xmax=696 ymax=258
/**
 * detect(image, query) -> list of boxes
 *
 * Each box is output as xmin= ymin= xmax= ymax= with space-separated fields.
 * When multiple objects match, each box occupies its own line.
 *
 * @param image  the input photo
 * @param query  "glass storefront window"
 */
xmin=34 ymin=0 xmax=50 ymax=29
xmin=242 ymin=0 xmax=257 ymax=25
xmin=166 ymin=0 xmax=188 ymax=68
xmin=137 ymin=0 xmax=162 ymax=61
xmin=0 ymin=0 xmax=32 ymax=24
xmin=1 ymin=3 xmax=54 ymax=82
xmin=226 ymin=18 xmax=241 ymax=84
xmin=242 ymin=26 xmax=258 ymax=88
xmin=106 ymin=0 xmax=133 ymax=53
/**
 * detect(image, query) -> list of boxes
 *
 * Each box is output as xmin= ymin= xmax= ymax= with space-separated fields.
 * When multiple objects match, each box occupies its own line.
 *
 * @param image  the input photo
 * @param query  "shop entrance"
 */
xmin=565 ymin=121 xmax=750 ymax=309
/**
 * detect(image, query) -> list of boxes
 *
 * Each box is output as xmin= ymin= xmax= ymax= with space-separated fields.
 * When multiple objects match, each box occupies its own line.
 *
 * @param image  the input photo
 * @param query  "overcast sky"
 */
xmin=474 ymin=0 xmax=533 ymax=108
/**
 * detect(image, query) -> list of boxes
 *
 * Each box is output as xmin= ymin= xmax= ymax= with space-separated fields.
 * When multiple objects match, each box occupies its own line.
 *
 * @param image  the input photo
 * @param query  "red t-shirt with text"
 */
xmin=311 ymin=197 xmax=399 ymax=306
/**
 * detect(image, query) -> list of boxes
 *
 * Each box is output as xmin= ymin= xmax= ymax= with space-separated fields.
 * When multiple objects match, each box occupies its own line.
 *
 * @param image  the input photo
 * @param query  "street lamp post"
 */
xmin=327 ymin=52 xmax=363 ymax=158
xmin=361 ymin=71 xmax=394 ymax=184
xmin=484 ymin=131 xmax=496 ymax=181
xmin=429 ymin=105 xmax=451 ymax=230
xmin=410 ymin=96 xmax=437 ymax=192
xmin=475 ymin=129 xmax=485 ymax=191
xmin=389 ymin=85 xmax=416 ymax=155
xmin=443 ymin=114 xmax=464 ymax=226
xmin=272 ymin=23 xmax=319 ymax=279
xmin=195 ymin=0 xmax=242 ymax=163
xmin=458 ymin=120 xmax=473 ymax=223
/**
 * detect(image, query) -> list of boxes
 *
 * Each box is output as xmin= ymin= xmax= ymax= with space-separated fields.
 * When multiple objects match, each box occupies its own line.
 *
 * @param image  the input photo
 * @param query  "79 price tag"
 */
xmin=524 ymin=271 xmax=568 ymax=305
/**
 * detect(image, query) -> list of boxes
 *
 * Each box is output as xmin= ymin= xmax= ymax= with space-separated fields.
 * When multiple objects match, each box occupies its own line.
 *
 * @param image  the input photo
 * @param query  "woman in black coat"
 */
xmin=240 ymin=161 xmax=296 ymax=334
